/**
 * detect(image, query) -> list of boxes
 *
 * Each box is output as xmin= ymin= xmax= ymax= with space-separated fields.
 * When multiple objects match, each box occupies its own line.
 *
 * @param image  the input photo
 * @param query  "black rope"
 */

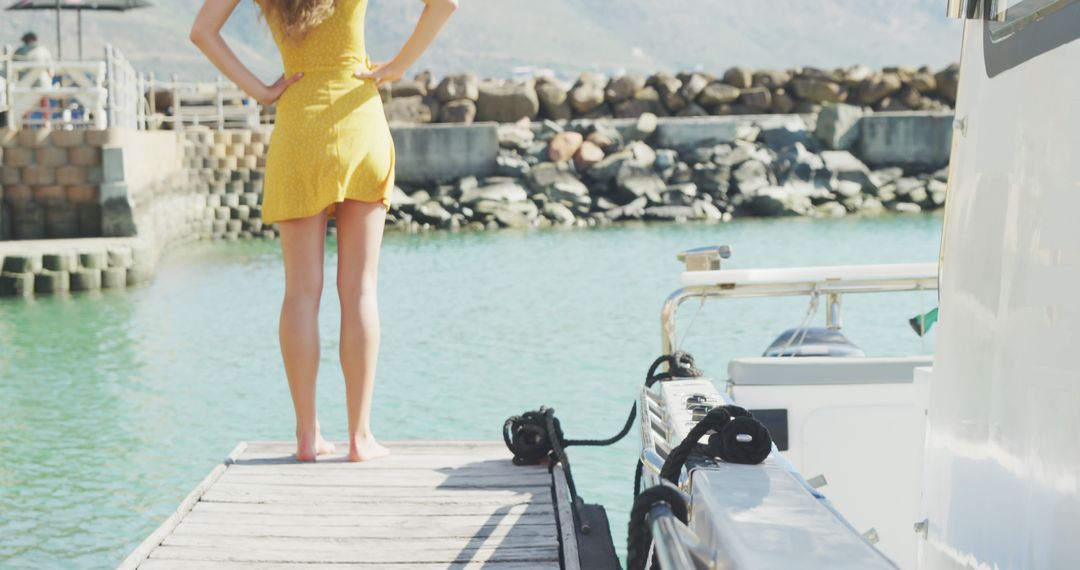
xmin=659 ymin=404 xmax=772 ymax=485
xmin=626 ymin=484 xmax=688 ymax=570
xmin=502 ymin=351 xmax=703 ymax=464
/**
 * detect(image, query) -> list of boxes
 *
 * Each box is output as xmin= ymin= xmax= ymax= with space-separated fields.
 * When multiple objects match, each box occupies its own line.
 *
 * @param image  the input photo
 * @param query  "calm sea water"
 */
xmin=0 ymin=215 xmax=941 ymax=568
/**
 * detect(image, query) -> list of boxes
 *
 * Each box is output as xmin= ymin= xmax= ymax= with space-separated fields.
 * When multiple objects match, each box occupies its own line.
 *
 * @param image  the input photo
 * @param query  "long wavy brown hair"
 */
xmin=256 ymin=0 xmax=336 ymax=40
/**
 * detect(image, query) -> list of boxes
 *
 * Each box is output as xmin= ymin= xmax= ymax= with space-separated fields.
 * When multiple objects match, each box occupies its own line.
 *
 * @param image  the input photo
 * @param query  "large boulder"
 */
xmin=679 ymin=73 xmax=711 ymax=102
xmin=854 ymin=73 xmax=903 ymax=106
xmin=790 ymin=77 xmax=845 ymax=104
xmin=601 ymin=196 xmax=648 ymax=221
xmin=391 ymin=79 xmax=427 ymax=98
xmin=652 ymin=73 xmax=688 ymax=113
xmin=528 ymin=162 xmax=591 ymax=206
xmin=738 ymin=87 xmax=772 ymax=113
xmin=477 ymin=200 xmax=539 ymax=228
xmin=543 ymin=201 xmax=576 ymax=225
xmin=435 ymin=73 xmax=479 ymax=102
xmin=574 ymin=140 xmax=605 ymax=171
xmin=738 ymin=183 xmax=813 ymax=217
xmin=732 ymin=159 xmax=771 ymax=194
xmin=536 ymin=81 xmax=572 ymax=121
xmin=752 ymin=70 xmax=791 ymax=89
xmin=439 ymin=99 xmax=477 ymax=124
xmin=814 ymin=103 xmax=865 ymax=150
xmin=497 ymin=123 xmax=534 ymax=150
xmin=476 ymin=80 xmax=540 ymax=123
xmin=934 ymin=65 xmax=960 ymax=104
xmin=643 ymin=205 xmax=695 ymax=221
xmin=613 ymin=87 xmax=666 ymax=118
xmin=606 ymin=75 xmax=646 ymax=104
xmin=839 ymin=65 xmax=875 ymax=87
xmin=697 ymin=82 xmax=741 ymax=108
xmin=459 ymin=180 xmax=529 ymax=205
xmin=414 ymin=200 xmax=452 ymax=224
xmin=820 ymin=150 xmax=878 ymax=195
xmin=614 ymin=163 xmax=665 ymax=204
xmin=496 ymin=153 xmax=531 ymax=177
xmin=569 ymin=74 xmax=607 ymax=114
xmin=771 ymin=89 xmax=796 ymax=114
xmin=723 ymin=67 xmax=754 ymax=89
xmin=548 ymin=131 xmax=584 ymax=162
xmin=384 ymin=96 xmax=433 ymax=123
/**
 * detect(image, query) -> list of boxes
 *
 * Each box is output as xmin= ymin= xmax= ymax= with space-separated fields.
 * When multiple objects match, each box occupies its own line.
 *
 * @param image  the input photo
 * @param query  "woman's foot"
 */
xmin=296 ymin=427 xmax=336 ymax=462
xmin=348 ymin=434 xmax=390 ymax=462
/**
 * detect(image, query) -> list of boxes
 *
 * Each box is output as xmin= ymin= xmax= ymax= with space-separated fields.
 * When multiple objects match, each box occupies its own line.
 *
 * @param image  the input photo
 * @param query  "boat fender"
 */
xmin=626 ymin=483 xmax=689 ymax=570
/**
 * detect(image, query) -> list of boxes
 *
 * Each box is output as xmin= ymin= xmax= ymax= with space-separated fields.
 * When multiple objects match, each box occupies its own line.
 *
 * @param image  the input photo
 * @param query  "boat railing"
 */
xmin=661 ymin=245 xmax=939 ymax=353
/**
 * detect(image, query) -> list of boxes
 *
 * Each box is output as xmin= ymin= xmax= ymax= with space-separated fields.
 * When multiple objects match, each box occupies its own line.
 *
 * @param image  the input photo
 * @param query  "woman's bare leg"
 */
xmin=335 ymin=199 xmax=390 ymax=462
xmin=278 ymin=210 xmax=335 ymax=461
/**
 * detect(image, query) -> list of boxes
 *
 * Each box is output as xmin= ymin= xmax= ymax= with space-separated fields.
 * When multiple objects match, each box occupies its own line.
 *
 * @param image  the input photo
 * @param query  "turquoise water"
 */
xmin=0 ymin=216 xmax=941 ymax=568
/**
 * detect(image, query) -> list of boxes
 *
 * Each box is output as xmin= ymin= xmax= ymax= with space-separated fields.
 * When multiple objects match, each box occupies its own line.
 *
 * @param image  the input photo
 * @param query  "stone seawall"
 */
xmin=0 ymin=105 xmax=954 ymax=297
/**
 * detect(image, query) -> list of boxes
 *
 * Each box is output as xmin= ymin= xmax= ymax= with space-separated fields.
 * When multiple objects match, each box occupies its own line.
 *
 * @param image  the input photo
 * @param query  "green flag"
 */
xmin=909 ymin=307 xmax=939 ymax=337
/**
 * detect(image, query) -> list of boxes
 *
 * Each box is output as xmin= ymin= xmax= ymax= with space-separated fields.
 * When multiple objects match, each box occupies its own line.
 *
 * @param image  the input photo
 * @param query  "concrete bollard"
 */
xmin=70 ymin=268 xmax=102 ymax=291
xmin=79 ymin=251 xmax=108 ymax=270
xmin=34 ymin=270 xmax=70 ymax=294
xmin=2 ymin=254 xmax=43 ymax=273
xmin=43 ymin=253 xmax=78 ymax=272
xmin=0 ymin=272 xmax=34 ymax=296
xmin=101 ymin=267 xmax=128 ymax=289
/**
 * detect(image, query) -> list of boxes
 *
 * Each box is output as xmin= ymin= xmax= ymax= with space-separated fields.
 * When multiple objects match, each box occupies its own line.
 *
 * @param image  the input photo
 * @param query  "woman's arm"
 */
xmin=190 ymin=0 xmax=302 ymax=105
xmin=355 ymin=0 xmax=459 ymax=86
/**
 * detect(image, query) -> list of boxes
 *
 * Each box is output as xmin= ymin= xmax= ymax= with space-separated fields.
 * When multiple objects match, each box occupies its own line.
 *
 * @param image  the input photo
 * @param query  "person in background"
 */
xmin=12 ymin=32 xmax=54 ymax=127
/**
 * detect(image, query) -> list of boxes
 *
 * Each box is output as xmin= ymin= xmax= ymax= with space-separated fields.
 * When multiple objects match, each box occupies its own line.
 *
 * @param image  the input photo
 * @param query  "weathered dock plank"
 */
xmin=120 ymin=441 xmax=567 ymax=569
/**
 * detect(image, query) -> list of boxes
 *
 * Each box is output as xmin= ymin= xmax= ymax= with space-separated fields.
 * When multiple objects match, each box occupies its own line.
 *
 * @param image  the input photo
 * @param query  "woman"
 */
xmin=190 ymin=0 xmax=457 ymax=462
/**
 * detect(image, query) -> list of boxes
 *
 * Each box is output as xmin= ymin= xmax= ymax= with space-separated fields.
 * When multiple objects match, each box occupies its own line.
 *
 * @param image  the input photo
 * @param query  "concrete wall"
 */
xmin=0 ymin=128 xmax=109 ymax=240
xmin=391 ymin=123 xmax=498 ymax=185
xmin=858 ymin=112 xmax=954 ymax=170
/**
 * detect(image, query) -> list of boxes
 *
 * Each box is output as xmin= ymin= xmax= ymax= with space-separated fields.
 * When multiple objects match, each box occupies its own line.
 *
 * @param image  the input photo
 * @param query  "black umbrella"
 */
xmin=6 ymin=0 xmax=153 ymax=60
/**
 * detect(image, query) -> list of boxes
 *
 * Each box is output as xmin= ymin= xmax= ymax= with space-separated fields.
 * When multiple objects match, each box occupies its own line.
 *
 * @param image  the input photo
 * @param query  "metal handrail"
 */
xmin=661 ymin=255 xmax=939 ymax=354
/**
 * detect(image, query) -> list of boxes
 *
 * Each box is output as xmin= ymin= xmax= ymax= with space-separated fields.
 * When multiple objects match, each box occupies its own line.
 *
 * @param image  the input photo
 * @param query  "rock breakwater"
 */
xmin=377 ymin=65 xmax=960 ymax=125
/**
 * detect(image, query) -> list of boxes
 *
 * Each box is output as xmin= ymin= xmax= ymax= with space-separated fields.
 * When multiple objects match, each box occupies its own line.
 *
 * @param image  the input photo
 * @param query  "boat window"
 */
xmin=988 ymin=0 xmax=1077 ymax=39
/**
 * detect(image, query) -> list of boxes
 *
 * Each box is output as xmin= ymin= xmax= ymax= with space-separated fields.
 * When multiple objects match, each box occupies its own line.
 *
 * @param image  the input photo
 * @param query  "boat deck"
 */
xmin=119 ymin=441 xmax=566 ymax=569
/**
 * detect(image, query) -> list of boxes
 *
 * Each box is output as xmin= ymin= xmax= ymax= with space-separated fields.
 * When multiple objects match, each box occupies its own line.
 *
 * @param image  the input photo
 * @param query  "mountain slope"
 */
xmin=2 ymin=0 xmax=962 ymax=81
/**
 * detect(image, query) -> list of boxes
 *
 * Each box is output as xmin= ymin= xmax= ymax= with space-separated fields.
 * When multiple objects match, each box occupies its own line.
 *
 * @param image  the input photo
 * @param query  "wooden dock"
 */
xmin=119 ymin=441 xmax=575 ymax=569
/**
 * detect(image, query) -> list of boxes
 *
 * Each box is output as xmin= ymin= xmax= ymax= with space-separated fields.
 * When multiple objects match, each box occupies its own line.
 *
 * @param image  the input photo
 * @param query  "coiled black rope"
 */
xmin=659 ymin=404 xmax=772 ymax=485
xmin=626 ymin=484 xmax=689 ymax=570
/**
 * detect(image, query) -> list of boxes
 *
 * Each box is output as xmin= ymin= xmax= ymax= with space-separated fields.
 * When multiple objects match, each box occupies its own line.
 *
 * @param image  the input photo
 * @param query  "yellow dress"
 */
xmin=260 ymin=0 xmax=395 ymax=225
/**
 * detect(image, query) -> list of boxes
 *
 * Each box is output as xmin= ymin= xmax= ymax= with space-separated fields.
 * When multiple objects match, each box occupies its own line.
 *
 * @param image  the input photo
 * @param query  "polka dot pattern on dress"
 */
xmin=260 ymin=0 xmax=395 ymax=225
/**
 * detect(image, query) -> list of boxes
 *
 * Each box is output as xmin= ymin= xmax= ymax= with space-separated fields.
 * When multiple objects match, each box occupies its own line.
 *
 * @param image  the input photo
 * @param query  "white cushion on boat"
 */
xmin=728 ymin=356 xmax=933 ymax=385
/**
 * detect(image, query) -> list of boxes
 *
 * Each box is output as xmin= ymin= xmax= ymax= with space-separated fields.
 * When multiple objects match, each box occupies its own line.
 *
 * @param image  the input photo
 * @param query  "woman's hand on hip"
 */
xmin=355 ymin=60 xmax=405 ymax=87
xmin=258 ymin=72 xmax=304 ymax=106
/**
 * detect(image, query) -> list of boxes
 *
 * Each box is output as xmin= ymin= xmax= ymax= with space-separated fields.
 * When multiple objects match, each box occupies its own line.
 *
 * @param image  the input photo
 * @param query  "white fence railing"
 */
xmin=2 ymin=44 xmax=267 ymax=131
